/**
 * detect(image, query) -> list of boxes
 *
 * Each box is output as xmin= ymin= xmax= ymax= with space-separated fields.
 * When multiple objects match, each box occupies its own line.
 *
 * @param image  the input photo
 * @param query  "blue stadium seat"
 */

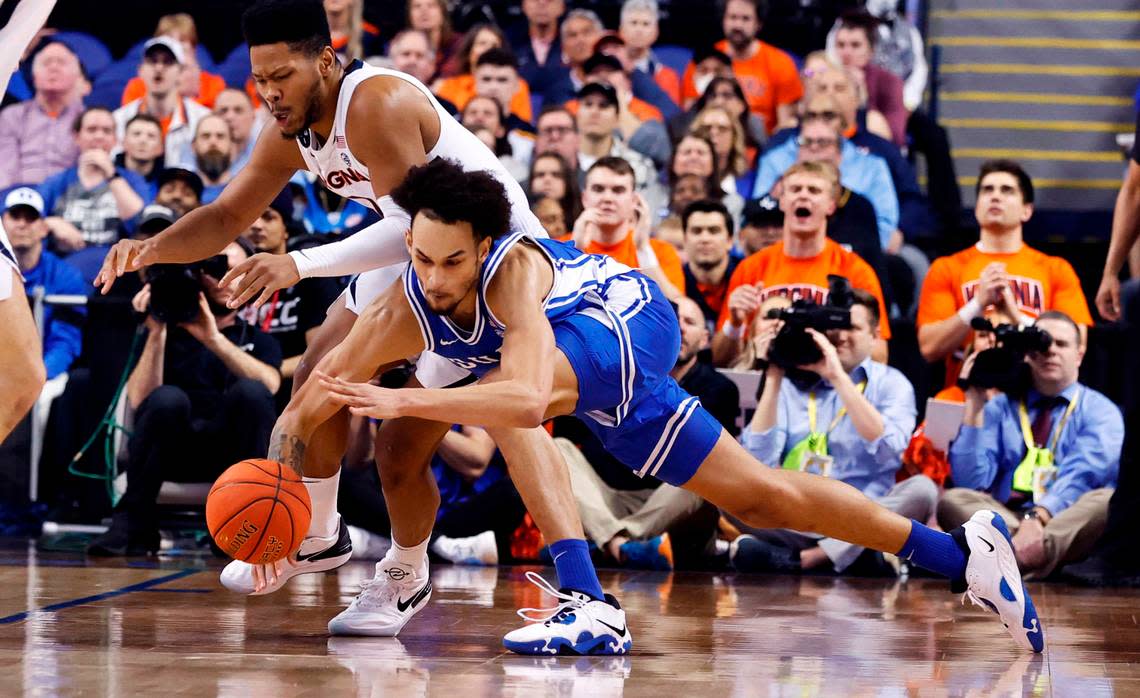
xmin=218 ymin=44 xmax=252 ymax=90
xmin=86 ymin=59 xmax=136 ymax=109
xmin=53 ymin=31 xmax=113 ymax=80
xmin=653 ymin=45 xmax=693 ymax=80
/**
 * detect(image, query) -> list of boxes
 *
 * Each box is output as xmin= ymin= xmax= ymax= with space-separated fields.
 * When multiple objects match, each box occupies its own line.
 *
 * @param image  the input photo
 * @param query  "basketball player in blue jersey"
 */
xmin=269 ymin=158 xmax=1045 ymax=655
xmin=0 ymin=0 xmax=55 ymax=442
xmin=93 ymin=0 xmax=619 ymax=646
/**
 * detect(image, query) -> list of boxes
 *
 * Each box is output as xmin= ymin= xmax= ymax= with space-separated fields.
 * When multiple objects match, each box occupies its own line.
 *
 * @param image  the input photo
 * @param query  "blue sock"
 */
xmin=896 ymin=520 xmax=967 ymax=580
xmin=549 ymin=538 xmax=605 ymax=599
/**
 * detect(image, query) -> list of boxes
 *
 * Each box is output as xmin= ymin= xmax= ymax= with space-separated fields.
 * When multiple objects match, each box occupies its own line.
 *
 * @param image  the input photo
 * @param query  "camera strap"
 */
xmin=1012 ymin=389 xmax=1080 ymax=495
xmin=781 ymin=381 xmax=866 ymax=473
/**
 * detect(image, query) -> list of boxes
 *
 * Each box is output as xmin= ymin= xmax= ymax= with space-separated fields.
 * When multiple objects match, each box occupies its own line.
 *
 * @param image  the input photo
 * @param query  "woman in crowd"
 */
xmin=408 ymin=0 xmax=460 ymax=79
xmin=674 ymin=128 xmax=745 ymax=222
xmin=325 ymin=0 xmax=382 ymax=61
xmin=527 ymin=152 xmax=581 ymax=233
xmin=433 ymin=23 xmax=534 ymax=123
xmin=689 ymin=105 xmax=756 ymax=200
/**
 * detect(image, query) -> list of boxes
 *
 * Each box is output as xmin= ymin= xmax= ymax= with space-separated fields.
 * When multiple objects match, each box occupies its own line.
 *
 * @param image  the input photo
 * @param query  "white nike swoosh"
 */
xmin=440 ymin=339 xmax=458 ymax=346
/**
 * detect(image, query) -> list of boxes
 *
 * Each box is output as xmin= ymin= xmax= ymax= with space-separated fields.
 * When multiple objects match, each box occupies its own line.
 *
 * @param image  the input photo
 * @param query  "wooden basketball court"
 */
xmin=0 ymin=547 xmax=1134 ymax=695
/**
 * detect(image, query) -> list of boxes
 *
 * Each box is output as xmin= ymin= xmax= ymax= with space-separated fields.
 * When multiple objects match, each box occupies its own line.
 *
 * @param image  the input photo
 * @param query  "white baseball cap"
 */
xmin=2 ymin=187 xmax=45 ymax=217
xmin=143 ymin=37 xmax=186 ymax=65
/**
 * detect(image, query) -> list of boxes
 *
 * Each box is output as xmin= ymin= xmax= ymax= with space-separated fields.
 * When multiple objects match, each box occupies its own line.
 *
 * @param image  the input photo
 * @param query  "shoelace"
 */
xmin=352 ymin=567 xmax=410 ymax=610
xmin=514 ymin=570 xmax=586 ymax=624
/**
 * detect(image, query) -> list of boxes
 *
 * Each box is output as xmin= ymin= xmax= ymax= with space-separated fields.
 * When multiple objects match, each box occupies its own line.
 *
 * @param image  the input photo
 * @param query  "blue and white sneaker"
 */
xmin=502 ymin=572 xmax=633 ymax=656
xmin=956 ymin=510 xmax=1045 ymax=653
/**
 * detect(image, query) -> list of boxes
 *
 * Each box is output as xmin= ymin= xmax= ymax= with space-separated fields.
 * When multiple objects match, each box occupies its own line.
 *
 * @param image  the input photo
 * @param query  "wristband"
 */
xmin=957 ymin=298 xmax=982 ymax=325
xmin=722 ymin=322 xmax=743 ymax=340
xmin=635 ymin=241 xmax=660 ymax=270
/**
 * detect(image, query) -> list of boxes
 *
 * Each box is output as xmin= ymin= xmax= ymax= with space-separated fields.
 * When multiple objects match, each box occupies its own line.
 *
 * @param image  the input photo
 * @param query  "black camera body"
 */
xmin=766 ymin=275 xmax=854 ymax=370
xmin=957 ymin=318 xmax=1053 ymax=396
xmin=145 ymin=255 xmax=229 ymax=324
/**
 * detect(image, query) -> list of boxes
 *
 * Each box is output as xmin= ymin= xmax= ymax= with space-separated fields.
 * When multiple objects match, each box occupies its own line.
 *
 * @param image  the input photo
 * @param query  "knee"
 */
xmin=906 ymin=475 xmax=941 ymax=518
xmin=226 ymin=378 xmax=275 ymax=411
xmin=374 ymin=427 xmax=433 ymax=489
xmin=13 ymin=362 xmax=46 ymax=419
xmin=140 ymin=386 xmax=192 ymax=419
xmin=727 ymin=476 xmax=802 ymax=531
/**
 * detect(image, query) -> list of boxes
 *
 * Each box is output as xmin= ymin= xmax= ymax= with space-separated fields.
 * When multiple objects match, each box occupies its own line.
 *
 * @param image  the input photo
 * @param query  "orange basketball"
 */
xmin=206 ymin=459 xmax=311 ymax=564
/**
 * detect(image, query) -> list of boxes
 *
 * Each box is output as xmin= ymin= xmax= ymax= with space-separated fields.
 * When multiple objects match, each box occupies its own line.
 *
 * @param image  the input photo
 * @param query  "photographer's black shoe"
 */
xmin=729 ymin=535 xmax=802 ymax=573
xmin=86 ymin=516 xmax=159 ymax=557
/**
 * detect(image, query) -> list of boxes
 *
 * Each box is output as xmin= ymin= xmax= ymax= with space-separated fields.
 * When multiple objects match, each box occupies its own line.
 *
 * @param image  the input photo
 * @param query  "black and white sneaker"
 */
xmin=219 ymin=516 xmax=353 ymax=595
xmin=327 ymin=560 xmax=433 ymax=636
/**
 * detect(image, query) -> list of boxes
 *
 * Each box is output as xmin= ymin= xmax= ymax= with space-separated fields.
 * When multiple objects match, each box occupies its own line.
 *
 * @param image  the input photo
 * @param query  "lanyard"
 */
xmin=807 ymin=381 xmax=867 ymax=435
xmin=1017 ymin=389 xmax=1080 ymax=453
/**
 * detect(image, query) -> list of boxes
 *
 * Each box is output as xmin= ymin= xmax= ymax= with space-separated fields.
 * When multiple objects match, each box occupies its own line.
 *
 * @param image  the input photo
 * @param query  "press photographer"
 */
xmin=86 ymin=240 xmax=282 ymax=556
xmin=940 ymin=311 xmax=1122 ymax=578
xmin=954 ymin=317 xmax=1052 ymax=398
xmin=733 ymin=287 xmax=931 ymax=575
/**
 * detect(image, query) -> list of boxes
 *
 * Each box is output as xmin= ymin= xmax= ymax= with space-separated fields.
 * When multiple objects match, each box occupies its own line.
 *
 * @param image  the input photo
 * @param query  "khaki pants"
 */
xmin=556 ymin=437 xmax=707 ymax=549
xmin=937 ymin=487 xmax=1113 ymax=579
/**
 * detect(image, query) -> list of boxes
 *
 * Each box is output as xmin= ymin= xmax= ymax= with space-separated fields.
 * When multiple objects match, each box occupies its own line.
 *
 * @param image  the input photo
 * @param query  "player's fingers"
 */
xmin=251 ymin=287 xmax=275 ymax=310
xmin=219 ymin=259 xmax=254 ymax=289
xmin=228 ymin=272 xmax=266 ymax=308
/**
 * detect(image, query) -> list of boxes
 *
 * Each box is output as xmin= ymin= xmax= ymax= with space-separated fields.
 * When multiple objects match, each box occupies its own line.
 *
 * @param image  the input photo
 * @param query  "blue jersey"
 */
xmin=402 ymin=232 xmax=636 ymax=377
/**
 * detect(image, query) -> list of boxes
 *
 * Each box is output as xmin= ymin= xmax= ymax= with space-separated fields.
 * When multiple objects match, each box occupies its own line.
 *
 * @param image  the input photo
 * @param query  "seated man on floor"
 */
xmin=555 ymin=296 xmax=739 ymax=570
xmin=733 ymin=288 xmax=933 ymax=574
xmin=939 ymin=311 xmax=1122 ymax=579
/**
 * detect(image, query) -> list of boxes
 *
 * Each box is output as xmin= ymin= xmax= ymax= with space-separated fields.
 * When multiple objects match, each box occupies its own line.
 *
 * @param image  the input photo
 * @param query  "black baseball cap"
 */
xmin=577 ymin=81 xmax=619 ymax=109
xmin=692 ymin=46 xmax=732 ymax=68
xmin=583 ymin=53 xmax=624 ymax=77
xmin=156 ymin=168 xmax=204 ymax=200
xmin=742 ymin=195 xmax=784 ymax=228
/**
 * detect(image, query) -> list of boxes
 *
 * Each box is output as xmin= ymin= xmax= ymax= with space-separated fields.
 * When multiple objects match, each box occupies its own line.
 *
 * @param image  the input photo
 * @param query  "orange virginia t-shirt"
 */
xmin=556 ymin=231 xmax=685 ymax=294
xmin=433 ymin=74 xmax=534 ymax=124
xmin=682 ymin=40 xmax=803 ymax=135
xmin=717 ymin=238 xmax=890 ymax=339
xmin=916 ymin=243 xmax=1092 ymax=387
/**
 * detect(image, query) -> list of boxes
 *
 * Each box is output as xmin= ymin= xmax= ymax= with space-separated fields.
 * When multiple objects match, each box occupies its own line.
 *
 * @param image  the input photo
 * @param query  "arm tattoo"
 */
xmin=268 ymin=427 xmax=308 ymax=477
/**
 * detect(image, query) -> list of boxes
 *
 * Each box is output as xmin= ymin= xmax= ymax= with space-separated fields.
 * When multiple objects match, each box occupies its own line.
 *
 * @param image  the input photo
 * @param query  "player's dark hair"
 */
xmin=682 ymin=199 xmax=734 ymax=238
xmin=391 ymin=159 xmax=512 ymax=241
xmin=850 ymin=288 xmax=880 ymax=329
xmin=976 ymin=159 xmax=1035 ymax=204
xmin=242 ymin=0 xmax=331 ymax=57
xmin=474 ymin=47 xmax=519 ymax=71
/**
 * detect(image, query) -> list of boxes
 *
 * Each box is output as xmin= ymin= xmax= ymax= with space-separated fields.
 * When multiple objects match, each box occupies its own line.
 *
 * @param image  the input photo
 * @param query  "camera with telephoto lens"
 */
xmin=765 ymin=275 xmax=855 ymax=370
xmin=957 ymin=317 xmax=1053 ymax=396
xmin=145 ymin=255 xmax=230 ymax=324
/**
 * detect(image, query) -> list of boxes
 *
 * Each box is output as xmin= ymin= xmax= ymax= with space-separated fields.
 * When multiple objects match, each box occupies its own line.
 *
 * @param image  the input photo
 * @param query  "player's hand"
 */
xmin=1096 ymin=274 xmax=1122 ymax=322
xmin=251 ymin=556 xmax=297 ymax=593
xmin=317 ymin=371 xmax=405 ymax=420
xmin=94 ymin=238 xmax=157 ymax=294
xmin=727 ymin=283 xmax=762 ymax=325
xmin=179 ymin=293 xmax=222 ymax=345
xmin=221 ymin=252 xmax=300 ymax=309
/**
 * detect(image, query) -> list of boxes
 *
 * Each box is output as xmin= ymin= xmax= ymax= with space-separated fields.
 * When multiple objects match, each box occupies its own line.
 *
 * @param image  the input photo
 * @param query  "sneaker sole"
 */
xmin=221 ymin=549 xmax=352 ymax=596
xmin=503 ymin=633 xmax=633 ymax=656
xmin=327 ymin=586 xmax=432 ymax=637
xmin=986 ymin=514 xmax=1045 ymax=653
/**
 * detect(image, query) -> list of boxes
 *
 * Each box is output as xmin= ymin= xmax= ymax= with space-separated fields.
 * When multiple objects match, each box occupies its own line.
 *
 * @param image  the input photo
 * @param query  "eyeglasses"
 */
xmin=803 ymin=110 xmax=839 ymax=122
xmin=539 ymin=125 xmax=575 ymax=137
xmin=797 ymin=135 xmax=839 ymax=149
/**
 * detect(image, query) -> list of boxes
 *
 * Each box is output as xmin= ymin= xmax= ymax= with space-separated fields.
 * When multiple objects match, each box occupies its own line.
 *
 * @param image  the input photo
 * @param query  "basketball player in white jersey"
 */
xmin=95 ymin=0 xmax=621 ymax=647
xmin=0 ymin=0 xmax=54 ymax=442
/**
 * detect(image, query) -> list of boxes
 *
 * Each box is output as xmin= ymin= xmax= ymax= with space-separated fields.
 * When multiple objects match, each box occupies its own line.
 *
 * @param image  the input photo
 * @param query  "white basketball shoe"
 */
xmin=219 ymin=516 xmax=352 ymax=595
xmin=502 ymin=572 xmax=633 ymax=656
xmin=327 ymin=560 xmax=432 ymax=636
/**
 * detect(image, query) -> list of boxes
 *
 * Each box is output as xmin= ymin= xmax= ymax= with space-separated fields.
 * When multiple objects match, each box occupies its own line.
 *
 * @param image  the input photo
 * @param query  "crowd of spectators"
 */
xmin=0 ymin=0 xmax=1132 ymax=583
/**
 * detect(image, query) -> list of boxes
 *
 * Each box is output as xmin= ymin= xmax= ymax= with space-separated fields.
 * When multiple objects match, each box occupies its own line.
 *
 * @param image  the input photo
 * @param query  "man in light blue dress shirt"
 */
xmin=940 ymin=311 xmax=1122 ymax=579
xmin=732 ymin=289 xmax=935 ymax=574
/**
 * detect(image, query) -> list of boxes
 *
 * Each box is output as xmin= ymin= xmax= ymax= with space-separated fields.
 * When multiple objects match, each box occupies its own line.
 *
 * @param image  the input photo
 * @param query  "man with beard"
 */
xmin=86 ymin=239 xmax=282 ymax=555
xmin=191 ymin=115 xmax=236 ymax=204
xmin=681 ymin=199 xmax=739 ymax=329
xmin=681 ymin=0 xmax=802 ymax=135
xmin=214 ymin=88 xmax=262 ymax=174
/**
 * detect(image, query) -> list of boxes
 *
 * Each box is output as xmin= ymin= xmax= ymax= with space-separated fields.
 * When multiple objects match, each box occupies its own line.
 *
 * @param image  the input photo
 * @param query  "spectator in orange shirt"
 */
xmin=619 ymin=0 xmax=682 ymax=105
xmin=120 ymin=14 xmax=226 ymax=110
xmin=433 ymin=25 xmax=536 ymax=124
xmin=569 ymin=156 xmax=684 ymax=298
xmin=681 ymin=199 xmax=739 ymax=329
xmin=682 ymin=0 xmax=803 ymax=135
xmin=916 ymin=160 xmax=1093 ymax=388
xmin=712 ymin=161 xmax=890 ymax=367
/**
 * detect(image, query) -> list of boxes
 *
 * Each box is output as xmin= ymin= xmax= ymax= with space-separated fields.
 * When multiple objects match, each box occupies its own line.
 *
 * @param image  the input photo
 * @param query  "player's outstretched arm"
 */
xmin=270 ymin=280 xmax=426 ymax=474
xmin=95 ymin=127 xmax=301 ymax=294
xmin=321 ymin=248 xmax=556 ymax=428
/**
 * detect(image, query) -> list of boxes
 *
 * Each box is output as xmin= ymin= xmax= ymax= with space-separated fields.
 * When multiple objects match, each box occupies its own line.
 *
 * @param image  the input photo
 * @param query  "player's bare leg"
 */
xmin=0 ymin=270 xmax=45 ymax=442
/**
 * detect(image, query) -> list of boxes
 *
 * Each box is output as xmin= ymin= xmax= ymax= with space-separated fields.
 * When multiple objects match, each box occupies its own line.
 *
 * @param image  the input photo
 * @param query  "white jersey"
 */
xmin=293 ymin=60 xmax=545 ymax=240
xmin=0 ymin=220 xmax=19 ymax=301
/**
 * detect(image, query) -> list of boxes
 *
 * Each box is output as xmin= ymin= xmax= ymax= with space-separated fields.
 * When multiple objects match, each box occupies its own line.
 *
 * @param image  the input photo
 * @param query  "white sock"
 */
xmin=302 ymin=471 xmax=341 ymax=540
xmin=386 ymin=534 xmax=430 ymax=577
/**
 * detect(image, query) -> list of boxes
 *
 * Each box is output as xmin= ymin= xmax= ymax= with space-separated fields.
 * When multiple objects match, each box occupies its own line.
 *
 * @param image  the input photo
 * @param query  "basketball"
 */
xmin=206 ymin=459 xmax=311 ymax=564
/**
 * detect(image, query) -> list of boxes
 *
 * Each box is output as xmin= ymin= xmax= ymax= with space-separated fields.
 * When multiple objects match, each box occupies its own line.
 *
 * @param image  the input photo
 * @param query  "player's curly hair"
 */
xmin=391 ymin=159 xmax=512 ymax=241
xmin=242 ymin=0 xmax=331 ymax=57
